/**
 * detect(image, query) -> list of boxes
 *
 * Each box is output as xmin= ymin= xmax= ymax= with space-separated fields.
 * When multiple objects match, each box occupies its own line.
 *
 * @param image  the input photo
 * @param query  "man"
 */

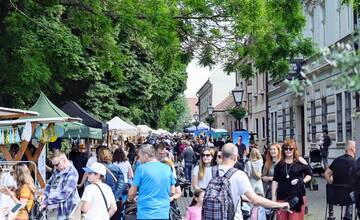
xmin=324 ymin=140 xmax=356 ymax=220
xmin=81 ymin=162 xmax=117 ymax=220
xmin=182 ymin=141 xmax=196 ymax=181
xmin=214 ymin=143 xmax=290 ymax=217
xmin=321 ymin=130 xmax=332 ymax=168
xmin=43 ymin=153 xmax=80 ymax=220
xmin=128 ymin=144 xmax=176 ymax=219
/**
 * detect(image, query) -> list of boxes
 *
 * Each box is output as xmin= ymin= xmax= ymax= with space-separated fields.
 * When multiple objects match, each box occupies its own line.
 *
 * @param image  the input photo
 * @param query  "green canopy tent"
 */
xmin=29 ymin=92 xmax=102 ymax=140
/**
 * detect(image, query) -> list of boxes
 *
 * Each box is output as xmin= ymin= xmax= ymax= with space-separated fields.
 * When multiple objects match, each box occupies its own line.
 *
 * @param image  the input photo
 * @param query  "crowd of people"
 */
xmin=0 ymin=132 xmax=359 ymax=220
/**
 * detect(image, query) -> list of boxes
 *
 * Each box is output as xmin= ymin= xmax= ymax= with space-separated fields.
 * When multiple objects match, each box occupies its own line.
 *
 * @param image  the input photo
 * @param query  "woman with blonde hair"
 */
xmin=245 ymin=148 xmax=264 ymax=196
xmin=272 ymin=139 xmax=312 ymax=220
xmin=262 ymin=143 xmax=282 ymax=199
xmin=192 ymin=147 xmax=214 ymax=190
xmin=5 ymin=163 xmax=36 ymax=220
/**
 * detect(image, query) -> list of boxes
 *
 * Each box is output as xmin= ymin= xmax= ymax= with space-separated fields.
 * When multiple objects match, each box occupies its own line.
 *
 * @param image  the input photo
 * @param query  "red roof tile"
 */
xmin=215 ymin=95 xmax=236 ymax=111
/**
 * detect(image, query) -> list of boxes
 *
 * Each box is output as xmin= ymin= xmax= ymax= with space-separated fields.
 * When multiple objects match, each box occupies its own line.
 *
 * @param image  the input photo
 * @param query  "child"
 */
xmin=185 ymin=189 xmax=204 ymax=220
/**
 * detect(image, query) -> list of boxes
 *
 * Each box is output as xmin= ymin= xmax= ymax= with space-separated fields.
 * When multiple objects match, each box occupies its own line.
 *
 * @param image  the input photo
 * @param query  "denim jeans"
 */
xmin=184 ymin=163 xmax=193 ymax=181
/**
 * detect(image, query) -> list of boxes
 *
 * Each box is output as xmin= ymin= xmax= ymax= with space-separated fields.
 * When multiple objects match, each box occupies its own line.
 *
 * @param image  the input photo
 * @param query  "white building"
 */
xmin=196 ymin=68 xmax=235 ymax=122
xmin=268 ymin=0 xmax=359 ymax=157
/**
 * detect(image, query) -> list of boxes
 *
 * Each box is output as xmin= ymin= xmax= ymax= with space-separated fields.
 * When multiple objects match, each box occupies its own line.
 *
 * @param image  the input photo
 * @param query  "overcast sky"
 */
xmin=184 ymin=59 xmax=213 ymax=98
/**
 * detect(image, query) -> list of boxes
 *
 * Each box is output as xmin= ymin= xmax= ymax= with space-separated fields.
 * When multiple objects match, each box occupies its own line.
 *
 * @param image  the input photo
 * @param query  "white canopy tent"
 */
xmin=157 ymin=128 xmax=171 ymax=135
xmin=107 ymin=117 xmax=138 ymax=136
xmin=137 ymin=125 xmax=153 ymax=136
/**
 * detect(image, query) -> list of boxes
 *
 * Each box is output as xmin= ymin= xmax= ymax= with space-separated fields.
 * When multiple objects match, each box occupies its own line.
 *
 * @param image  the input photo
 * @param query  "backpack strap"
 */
xmin=211 ymin=165 xmax=219 ymax=178
xmin=104 ymin=165 xmax=118 ymax=182
xmin=223 ymin=167 xmax=238 ymax=179
xmin=94 ymin=183 xmax=110 ymax=211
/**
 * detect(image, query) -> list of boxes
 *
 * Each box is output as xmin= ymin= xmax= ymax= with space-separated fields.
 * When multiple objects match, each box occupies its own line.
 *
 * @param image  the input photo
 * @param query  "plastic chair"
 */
xmin=325 ymin=184 xmax=355 ymax=220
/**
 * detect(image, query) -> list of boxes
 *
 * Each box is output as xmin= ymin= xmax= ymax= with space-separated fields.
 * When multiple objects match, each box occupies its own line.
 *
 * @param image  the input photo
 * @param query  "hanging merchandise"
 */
xmin=34 ymin=125 xmax=43 ymax=140
xmin=22 ymin=121 xmax=32 ymax=142
xmin=47 ymin=124 xmax=57 ymax=143
xmin=54 ymin=125 xmax=64 ymax=138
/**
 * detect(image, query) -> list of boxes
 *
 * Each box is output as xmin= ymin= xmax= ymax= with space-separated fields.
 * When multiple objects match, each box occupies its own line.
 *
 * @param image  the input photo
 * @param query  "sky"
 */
xmin=184 ymin=59 xmax=213 ymax=98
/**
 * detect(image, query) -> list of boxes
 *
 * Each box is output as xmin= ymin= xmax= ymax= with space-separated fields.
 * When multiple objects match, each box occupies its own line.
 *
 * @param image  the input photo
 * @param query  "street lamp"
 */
xmin=232 ymin=88 xmax=244 ymax=130
xmin=207 ymin=105 xmax=214 ymax=137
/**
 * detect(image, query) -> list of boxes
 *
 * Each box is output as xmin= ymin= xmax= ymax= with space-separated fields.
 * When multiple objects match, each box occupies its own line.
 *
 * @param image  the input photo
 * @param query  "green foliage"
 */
xmin=321 ymin=37 xmax=360 ymax=92
xmin=205 ymin=115 xmax=215 ymax=125
xmin=158 ymin=95 xmax=190 ymax=132
xmin=193 ymin=121 xmax=200 ymax=128
xmin=228 ymin=106 xmax=247 ymax=120
xmin=0 ymin=0 xmax=313 ymax=127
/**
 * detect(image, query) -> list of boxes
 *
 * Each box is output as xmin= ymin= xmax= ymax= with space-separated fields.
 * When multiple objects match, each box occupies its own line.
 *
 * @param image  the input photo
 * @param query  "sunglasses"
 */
xmin=283 ymin=147 xmax=294 ymax=151
xmin=217 ymin=155 xmax=222 ymax=159
xmin=202 ymin=153 xmax=211 ymax=157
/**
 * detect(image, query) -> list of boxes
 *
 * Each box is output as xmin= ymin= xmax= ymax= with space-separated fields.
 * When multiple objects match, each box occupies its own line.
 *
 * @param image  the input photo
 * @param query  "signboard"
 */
xmin=232 ymin=130 xmax=250 ymax=150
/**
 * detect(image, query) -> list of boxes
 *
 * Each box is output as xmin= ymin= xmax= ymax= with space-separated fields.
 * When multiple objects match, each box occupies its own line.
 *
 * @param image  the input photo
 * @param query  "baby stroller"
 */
xmin=309 ymin=149 xmax=324 ymax=176
xmin=175 ymin=164 xmax=193 ymax=197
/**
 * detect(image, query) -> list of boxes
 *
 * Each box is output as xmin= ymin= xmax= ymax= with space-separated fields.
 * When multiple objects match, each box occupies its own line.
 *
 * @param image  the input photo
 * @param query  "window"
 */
xmin=322 ymin=97 xmax=328 ymax=131
xmin=282 ymin=109 xmax=286 ymax=140
xmin=275 ymin=112 xmax=278 ymax=142
xmin=356 ymin=92 xmax=360 ymax=112
xmin=345 ymin=92 xmax=352 ymax=140
xmin=246 ymin=79 xmax=252 ymax=86
xmin=248 ymin=93 xmax=252 ymax=114
xmin=255 ymin=118 xmax=259 ymax=138
xmin=290 ymin=107 xmax=294 ymax=138
xmin=311 ymin=101 xmax=316 ymax=142
xmin=262 ymin=117 xmax=266 ymax=139
xmin=336 ymin=93 xmax=343 ymax=142
xmin=245 ymin=118 xmax=249 ymax=130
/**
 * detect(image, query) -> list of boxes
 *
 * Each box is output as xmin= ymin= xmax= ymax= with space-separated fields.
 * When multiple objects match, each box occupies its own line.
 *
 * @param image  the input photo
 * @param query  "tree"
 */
xmin=0 ymin=0 xmax=314 ymax=127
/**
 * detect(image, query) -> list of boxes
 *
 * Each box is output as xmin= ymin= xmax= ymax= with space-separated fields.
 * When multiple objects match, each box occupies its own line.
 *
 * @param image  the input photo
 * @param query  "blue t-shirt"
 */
xmin=133 ymin=161 xmax=176 ymax=219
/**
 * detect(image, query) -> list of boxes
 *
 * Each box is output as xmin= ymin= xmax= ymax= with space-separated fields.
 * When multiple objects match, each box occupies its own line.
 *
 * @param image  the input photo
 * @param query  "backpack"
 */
xmin=104 ymin=164 xmax=125 ymax=201
xmin=202 ymin=167 xmax=238 ymax=220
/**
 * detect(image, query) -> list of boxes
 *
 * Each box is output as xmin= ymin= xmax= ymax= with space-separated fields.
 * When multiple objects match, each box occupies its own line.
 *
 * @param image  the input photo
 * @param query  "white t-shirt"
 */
xmin=81 ymin=182 xmax=116 ymax=220
xmin=192 ymin=165 xmax=214 ymax=189
xmin=114 ymin=161 xmax=132 ymax=183
xmin=218 ymin=165 xmax=253 ymax=211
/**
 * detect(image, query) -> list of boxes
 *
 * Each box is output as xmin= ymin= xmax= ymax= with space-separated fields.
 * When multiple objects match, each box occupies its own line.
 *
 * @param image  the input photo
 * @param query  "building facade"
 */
xmin=268 ymin=0 xmax=358 ymax=158
xmin=237 ymin=72 xmax=268 ymax=150
xmin=196 ymin=68 xmax=235 ymax=122
xmin=213 ymin=95 xmax=236 ymax=133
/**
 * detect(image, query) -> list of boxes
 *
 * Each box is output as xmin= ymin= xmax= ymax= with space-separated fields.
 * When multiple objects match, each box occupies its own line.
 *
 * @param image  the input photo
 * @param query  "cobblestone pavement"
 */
xmin=177 ymin=176 xmax=355 ymax=220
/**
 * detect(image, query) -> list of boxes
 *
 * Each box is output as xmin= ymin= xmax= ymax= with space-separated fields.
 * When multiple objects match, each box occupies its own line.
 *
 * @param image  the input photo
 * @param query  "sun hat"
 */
xmin=83 ymin=162 xmax=106 ymax=176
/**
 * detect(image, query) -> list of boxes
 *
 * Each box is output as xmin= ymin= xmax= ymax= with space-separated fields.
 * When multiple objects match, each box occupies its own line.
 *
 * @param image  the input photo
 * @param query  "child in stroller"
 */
xmin=175 ymin=164 xmax=193 ymax=197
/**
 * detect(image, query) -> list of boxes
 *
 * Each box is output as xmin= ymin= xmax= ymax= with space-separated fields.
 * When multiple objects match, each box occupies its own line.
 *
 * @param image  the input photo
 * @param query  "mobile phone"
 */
xmin=10 ymin=203 xmax=22 ymax=213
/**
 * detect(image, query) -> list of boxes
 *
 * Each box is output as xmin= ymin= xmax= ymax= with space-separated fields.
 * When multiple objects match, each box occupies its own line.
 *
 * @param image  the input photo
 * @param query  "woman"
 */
xmin=126 ymin=142 xmax=136 ymax=165
xmin=5 ymin=163 xmax=36 ymax=220
xmin=192 ymin=147 xmax=214 ymax=191
xmin=272 ymin=139 xmax=312 ymax=220
xmin=98 ymin=147 xmax=125 ymax=220
xmin=81 ymin=162 xmax=117 ymax=220
xmin=262 ymin=143 xmax=282 ymax=199
xmin=245 ymin=148 xmax=264 ymax=196
xmin=113 ymin=149 xmax=134 ymax=184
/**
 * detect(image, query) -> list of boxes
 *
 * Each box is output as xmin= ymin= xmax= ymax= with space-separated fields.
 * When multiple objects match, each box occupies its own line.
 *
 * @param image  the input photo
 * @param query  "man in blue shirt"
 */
xmin=128 ymin=144 xmax=175 ymax=219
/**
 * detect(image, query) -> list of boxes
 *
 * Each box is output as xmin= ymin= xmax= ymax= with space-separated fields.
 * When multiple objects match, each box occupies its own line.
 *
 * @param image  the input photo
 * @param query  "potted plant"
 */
xmin=228 ymin=106 xmax=247 ymax=119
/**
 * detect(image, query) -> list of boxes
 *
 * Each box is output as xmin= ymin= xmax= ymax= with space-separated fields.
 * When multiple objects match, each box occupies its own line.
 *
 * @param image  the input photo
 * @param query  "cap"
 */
xmin=83 ymin=162 xmax=106 ymax=176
